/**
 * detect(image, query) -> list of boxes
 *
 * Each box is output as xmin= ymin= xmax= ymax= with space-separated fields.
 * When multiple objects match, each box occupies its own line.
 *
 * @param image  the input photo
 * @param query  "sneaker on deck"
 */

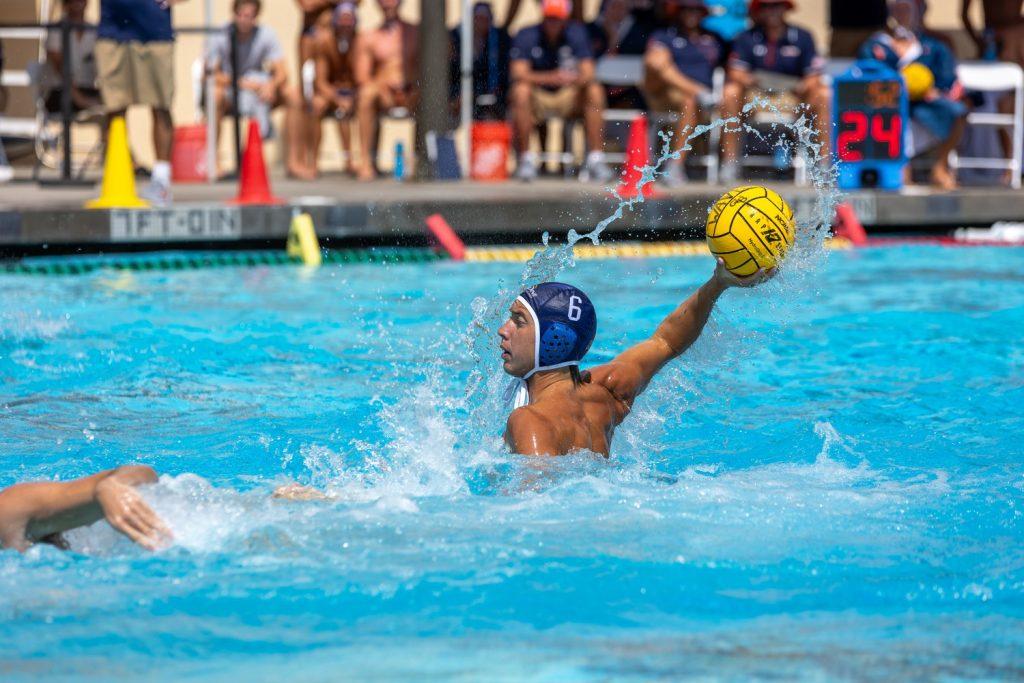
xmin=582 ymin=153 xmax=613 ymax=184
xmin=719 ymin=161 xmax=740 ymax=185
xmin=514 ymin=153 xmax=538 ymax=182
xmin=660 ymin=161 xmax=688 ymax=188
xmin=140 ymin=179 xmax=172 ymax=207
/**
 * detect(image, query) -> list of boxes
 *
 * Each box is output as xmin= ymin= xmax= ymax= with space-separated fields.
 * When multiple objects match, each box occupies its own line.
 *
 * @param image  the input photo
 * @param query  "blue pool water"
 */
xmin=1 ymin=244 xmax=1023 ymax=680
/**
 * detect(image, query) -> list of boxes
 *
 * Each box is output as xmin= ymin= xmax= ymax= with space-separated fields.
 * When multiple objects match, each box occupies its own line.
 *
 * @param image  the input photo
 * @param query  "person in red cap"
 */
xmin=503 ymin=0 xmax=585 ymax=29
xmin=508 ymin=0 xmax=613 ymax=182
xmin=643 ymin=0 xmax=728 ymax=186
xmin=719 ymin=0 xmax=830 ymax=182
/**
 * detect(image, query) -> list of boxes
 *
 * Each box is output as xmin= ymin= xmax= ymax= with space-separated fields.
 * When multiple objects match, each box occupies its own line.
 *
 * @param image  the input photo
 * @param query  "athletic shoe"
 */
xmin=660 ymin=161 xmax=688 ymax=188
xmin=514 ymin=153 xmax=538 ymax=182
xmin=719 ymin=161 xmax=740 ymax=184
xmin=140 ymin=179 xmax=172 ymax=207
xmin=582 ymin=153 xmax=614 ymax=184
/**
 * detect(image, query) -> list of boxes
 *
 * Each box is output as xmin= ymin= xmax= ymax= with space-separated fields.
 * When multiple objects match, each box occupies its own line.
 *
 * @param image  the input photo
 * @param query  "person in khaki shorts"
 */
xmin=95 ymin=0 xmax=189 ymax=206
xmin=508 ymin=0 xmax=611 ymax=183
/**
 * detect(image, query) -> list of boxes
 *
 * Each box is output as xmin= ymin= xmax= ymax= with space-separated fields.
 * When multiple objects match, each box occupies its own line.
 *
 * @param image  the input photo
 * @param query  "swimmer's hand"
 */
xmin=714 ymin=257 xmax=777 ymax=289
xmin=272 ymin=483 xmax=333 ymax=502
xmin=95 ymin=477 xmax=172 ymax=551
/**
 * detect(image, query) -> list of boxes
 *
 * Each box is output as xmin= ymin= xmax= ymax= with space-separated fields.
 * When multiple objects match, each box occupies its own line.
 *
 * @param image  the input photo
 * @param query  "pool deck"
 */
xmin=1 ymin=173 xmax=1022 ymax=254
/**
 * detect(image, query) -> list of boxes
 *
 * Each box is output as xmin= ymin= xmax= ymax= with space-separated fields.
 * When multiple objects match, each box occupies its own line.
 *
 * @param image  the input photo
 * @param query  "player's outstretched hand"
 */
xmin=714 ymin=257 xmax=777 ymax=289
xmin=96 ymin=478 xmax=172 ymax=550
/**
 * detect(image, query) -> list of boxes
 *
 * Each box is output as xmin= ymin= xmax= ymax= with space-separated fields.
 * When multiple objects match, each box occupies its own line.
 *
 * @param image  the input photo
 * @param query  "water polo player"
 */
xmin=499 ymin=260 xmax=773 ymax=456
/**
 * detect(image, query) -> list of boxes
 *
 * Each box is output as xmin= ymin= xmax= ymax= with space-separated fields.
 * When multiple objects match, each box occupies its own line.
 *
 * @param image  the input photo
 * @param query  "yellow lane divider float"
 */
xmin=287 ymin=211 xmax=323 ymax=267
xmin=464 ymin=238 xmax=852 ymax=263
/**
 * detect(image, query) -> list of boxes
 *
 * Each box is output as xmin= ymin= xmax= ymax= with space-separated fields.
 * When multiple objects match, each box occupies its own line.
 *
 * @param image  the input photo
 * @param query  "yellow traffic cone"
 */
xmin=86 ymin=116 xmax=149 ymax=209
xmin=286 ymin=212 xmax=322 ymax=267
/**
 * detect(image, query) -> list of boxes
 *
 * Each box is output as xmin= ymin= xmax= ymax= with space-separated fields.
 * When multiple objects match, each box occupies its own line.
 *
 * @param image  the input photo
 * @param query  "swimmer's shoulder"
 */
xmin=505 ymin=405 xmax=564 ymax=456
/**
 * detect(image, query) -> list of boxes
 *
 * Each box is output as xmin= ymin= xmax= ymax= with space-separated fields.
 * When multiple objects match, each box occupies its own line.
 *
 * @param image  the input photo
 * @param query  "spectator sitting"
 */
xmin=860 ymin=0 xmax=966 ymax=190
xmin=509 ymin=0 xmax=613 ymax=183
xmin=450 ymin=2 xmax=511 ymax=121
xmin=208 ymin=0 xmax=309 ymax=178
xmin=43 ymin=0 xmax=102 ymax=115
xmin=719 ymin=0 xmax=830 ymax=182
xmin=294 ymin=0 xmax=345 ymax=180
xmin=309 ymin=3 xmax=361 ymax=176
xmin=95 ymin=0 xmax=190 ymax=206
xmin=352 ymin=0 xmax=419 ymax=181
xmin=587 ymin=0 xmax=652 ymax=58
xmin=644 ymin=0 xmax=727 ymax=186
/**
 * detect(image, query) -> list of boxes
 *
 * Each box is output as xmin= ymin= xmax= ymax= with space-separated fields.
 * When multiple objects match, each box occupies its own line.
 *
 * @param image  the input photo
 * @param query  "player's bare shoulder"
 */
xmin=505 ymin=405 xmax=562 ymax=456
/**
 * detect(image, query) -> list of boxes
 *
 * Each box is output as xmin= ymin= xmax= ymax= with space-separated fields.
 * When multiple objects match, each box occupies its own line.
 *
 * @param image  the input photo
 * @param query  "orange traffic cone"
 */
xmin=617 ymin=114 xmax=656 ymax=199
xmin=86 ymin=116 xmax=149 ymax=208
xmin=833 ymin=202 xmax=868 ymax=246
xmin=230 ymin=119 xmax=283 ymax=205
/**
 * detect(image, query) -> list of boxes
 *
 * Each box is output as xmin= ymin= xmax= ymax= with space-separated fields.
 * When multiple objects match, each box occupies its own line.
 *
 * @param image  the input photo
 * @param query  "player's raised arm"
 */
xmin=590 ymin=260 xmax=773 ymax=408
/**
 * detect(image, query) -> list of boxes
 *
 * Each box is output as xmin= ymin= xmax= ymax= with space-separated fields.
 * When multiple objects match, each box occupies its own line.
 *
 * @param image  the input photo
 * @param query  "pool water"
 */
xmin=1 ymin=244 xmax=1023 ymax=680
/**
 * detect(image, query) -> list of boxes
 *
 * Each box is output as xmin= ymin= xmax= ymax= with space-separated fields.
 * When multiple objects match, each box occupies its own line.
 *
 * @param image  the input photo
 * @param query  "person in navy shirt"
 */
xmin=95 ymin=0 xmax=190 ymax=206
xmin=859 ymin=0 xmax=966 ymax=189
xmin=643 ymin=0 xmax=726 ymax=185
xmin=719 ymin=0 xmax=829 ymax=181
xmin=509 ymin=0 xmax=612 ymax=182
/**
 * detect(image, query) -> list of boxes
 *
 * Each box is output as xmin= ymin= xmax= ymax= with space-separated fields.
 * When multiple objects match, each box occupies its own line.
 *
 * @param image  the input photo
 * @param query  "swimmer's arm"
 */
xmin=505 ymin=408 xmax=562 ymax=456
xmin=0 ymin=466 xmax=168 ymax=552
xmin=596 ymin=261 xmax=773 ymax=403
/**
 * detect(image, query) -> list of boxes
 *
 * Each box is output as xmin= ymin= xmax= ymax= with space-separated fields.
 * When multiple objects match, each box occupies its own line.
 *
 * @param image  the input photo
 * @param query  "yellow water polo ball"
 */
xmin=902 ymin=62 xmax=935 ymax=102
xmin=705 ymin=185 xmax=796 ymax=277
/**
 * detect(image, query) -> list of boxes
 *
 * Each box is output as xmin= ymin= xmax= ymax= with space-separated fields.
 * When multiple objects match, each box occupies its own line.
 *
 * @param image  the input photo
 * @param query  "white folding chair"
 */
xmin=952 ymin=61 xmax=1023 ymax=189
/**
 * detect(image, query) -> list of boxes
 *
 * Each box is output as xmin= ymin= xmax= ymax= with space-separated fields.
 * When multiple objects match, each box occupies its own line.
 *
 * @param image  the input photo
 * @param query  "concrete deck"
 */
xmin=1 ymin=173 xmax=1022 ymax=254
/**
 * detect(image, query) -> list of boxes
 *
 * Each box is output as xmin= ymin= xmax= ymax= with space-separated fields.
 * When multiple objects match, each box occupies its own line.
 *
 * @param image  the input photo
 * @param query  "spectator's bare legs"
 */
xmin=298 ymin=33 xmax=320 ymax=181
xmin=797 ymin=80 xmax=831 ymax=161
xmin=930 ymin=116 xmax=965 ymax=190
xmin=720 ymin=80 xmax=747 ymax=167
xmin=510 ymin=80 xmax=534 ymax=157
xmin=355 ymin=80 xmax=382 ymax=181
xmin=310 ymin=95 xmax=329 ymax=174
xmin=282 ymin=84 xmax=315 ymax=180
xmin=581 ymin=82 xmax=607 ymax=155
xmin=152 ymin=108 xmax=173 ymax=165
xmin=337 ymin=116 xmax=355 ymax=176
xmin=672 ymin=93 xmax=698 ymax=164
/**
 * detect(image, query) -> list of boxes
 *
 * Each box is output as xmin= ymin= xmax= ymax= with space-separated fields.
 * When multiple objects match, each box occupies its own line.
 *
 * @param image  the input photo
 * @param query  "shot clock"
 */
xmin=832 ymin=61 xmax=909 ymax=191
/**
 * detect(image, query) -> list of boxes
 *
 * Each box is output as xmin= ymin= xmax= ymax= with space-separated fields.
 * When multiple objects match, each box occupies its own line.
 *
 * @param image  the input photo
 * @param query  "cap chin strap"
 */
xmin=502 ymin=296 xmax=579 ymax=410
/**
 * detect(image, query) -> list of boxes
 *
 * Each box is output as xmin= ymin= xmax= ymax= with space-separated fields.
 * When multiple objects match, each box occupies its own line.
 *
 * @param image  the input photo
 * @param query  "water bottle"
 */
xmin=773 ymin=144 xmax=790 ymax=170
xmin=394 ymin=141 xmax=404 ymax=180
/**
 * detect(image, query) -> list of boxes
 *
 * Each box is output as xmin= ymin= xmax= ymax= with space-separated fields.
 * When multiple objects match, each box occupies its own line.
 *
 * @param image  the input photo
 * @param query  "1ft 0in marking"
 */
xmin=110 ymin=207 xmax=242 ymax=241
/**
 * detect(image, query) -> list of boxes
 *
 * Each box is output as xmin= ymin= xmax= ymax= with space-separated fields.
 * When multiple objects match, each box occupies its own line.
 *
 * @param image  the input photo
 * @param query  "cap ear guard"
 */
xmin=539 ymin=322 xmax=578 ymax=366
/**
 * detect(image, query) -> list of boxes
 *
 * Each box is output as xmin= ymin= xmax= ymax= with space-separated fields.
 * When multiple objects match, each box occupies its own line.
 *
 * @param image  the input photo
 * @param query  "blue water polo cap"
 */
xmin=516 ymin=282 xmax=597 ymax=378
